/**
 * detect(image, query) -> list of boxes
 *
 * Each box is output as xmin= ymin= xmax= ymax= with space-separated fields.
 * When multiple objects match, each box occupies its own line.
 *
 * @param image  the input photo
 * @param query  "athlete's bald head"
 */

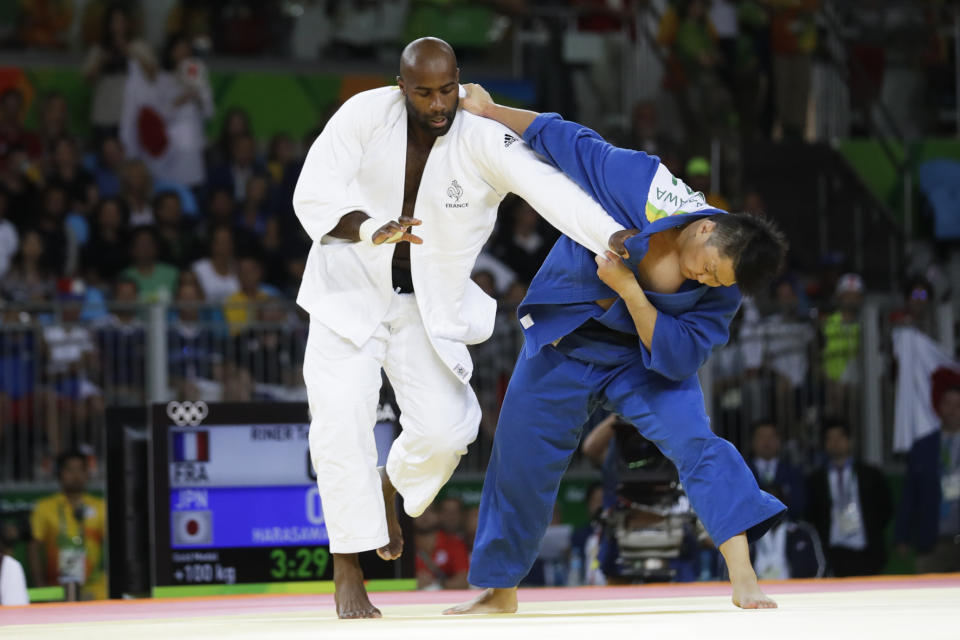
xmin=399 ymin=37 xmax=458 ymax=80
xmin=397 ymin=38 xmax=460 ymax=138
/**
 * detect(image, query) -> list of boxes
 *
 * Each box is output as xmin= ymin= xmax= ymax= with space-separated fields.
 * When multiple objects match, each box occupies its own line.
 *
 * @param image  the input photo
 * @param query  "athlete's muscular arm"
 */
xmin=595 ymin=251 xmax=657 ymax=349
xmin=461 ymin=83 xmax=538 ymax=136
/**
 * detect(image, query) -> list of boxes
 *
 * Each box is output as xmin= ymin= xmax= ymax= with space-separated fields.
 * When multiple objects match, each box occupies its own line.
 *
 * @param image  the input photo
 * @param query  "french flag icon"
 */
xmin=173 ymin=431 xmax=210 ymax=462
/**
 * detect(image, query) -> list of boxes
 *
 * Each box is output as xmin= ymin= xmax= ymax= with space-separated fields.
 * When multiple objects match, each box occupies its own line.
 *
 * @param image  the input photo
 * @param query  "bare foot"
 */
xmin=376 ymin=467 xmax=403 ymax=561
xmin=442 ymin=588 xmax=518 ymax=615
xmin=731 ymin=579 xmax=778 ymax=609
xmin=333 ymin=553 xmax=382 ymax=619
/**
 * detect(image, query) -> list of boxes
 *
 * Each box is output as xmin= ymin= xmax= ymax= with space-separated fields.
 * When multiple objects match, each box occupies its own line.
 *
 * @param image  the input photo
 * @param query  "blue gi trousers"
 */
xmin=468 ymin=344 xmax=786 ymax=588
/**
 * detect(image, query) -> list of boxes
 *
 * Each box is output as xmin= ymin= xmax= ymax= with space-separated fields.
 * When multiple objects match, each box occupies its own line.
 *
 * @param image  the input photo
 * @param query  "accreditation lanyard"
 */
xmin=941 ymin=434 xmax=960 ymax=503
xmin=57 ymin=502 xmax=87 ymax=584
xmin=832 ymin=465 xmax=862 ymax=537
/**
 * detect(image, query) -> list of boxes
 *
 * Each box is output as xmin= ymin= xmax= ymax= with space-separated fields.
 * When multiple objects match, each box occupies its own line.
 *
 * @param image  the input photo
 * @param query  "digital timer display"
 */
xmin=150 ymin=403 xmax=406 ymax=589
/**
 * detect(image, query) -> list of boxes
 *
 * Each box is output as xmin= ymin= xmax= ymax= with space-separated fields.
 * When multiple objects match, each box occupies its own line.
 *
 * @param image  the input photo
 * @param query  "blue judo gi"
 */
xmin=468 ymin=114 xmax=787 ymax=588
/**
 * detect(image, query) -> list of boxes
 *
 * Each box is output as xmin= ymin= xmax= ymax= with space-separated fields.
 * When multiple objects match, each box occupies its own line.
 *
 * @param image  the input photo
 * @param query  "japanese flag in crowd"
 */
xmin=172 ymin=510 xmax=213 ymax=546
xmin=893 ymin=326 xmax=960 ymax=451
xmin=119 ymin=59 xmax=177 ymax=178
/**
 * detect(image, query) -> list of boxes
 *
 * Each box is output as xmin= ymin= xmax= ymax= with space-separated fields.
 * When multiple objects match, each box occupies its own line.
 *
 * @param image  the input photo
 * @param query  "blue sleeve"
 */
xmin=522 ymin=113 xmax=660 ymax=229
xmin=638 ymin=286 xmax=742 ymax=381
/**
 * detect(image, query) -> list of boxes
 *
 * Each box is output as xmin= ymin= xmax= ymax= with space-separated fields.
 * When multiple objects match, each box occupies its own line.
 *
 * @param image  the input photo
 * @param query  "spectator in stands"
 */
xmin=438 ymin=495 xmax=466 ymax=539
xmin=94 ymin=278 xmax=145 ymax=405
xmin=895 ymin=368 xmax=960 ymax=573
xmin=37 ymin=92 xmax=71 ymax=158
xmin=208 ymin=133 xmax=262 ymax=203
xmin=0 ymin=305 xmax=40 ymax=479
xmin=92 ymin=135 xmax=125 ymax=198
xmin=891 ymin=276 xmax=937 ymax=338
xmin=119 ymin=159 xmax=154 ymax=227
xmin=47 ymin=136 xmax=98 ymax=215
xmin=17 ymin=0 xmax=74 ymax=49
xmin=154 ymin=191 xmax=192 ymax=268
xmin=168 ymin=274 xmax=225 ymax=395
xmin=0 ymin=516 xmax=29 ymax=606
xmin=28 ymin=450 xmax=107 ymax=600
xmin=1 ymin=230 xmax=55 ymax=303
xmin=769 ymin=0 xmax=819 ymax=140
xmin=236 ymin=173 xmax=274 ymax=238
xmin=36 ymin=183 xmax=77 ymax=276
xmin=414 ymin=505 xmax=469 ymax=590
xmin=41 ymin=287 xmax=104 ymax=452
xmin=82 ymin=2 xmax=157 ymax=140
xmin=748 ymin=419 xmax=807 ymax=516
xmin=235 ymin=299 xmax=301 ymax=388
xmin=157 ymin=32 xmax=214 ymax=190
xmin=492 ymin=198 xmax=553 ymax=285
xmin=211 ymin=107 xmax=253 ymax=169
xmin=806 ymin=419 xmax=892 ymax=576
xmin=192 ymin=226 xmax=239 ymax=304
xmin=685 ymin=157 xmax=730 ymax=211
xmin=751 ymin=483 xmax=825 ymax=580
xmin=0 ymin=88 xmax=43 ymax=176
xmin=822 ymin=274 xmax=863 ymax=417
xmin=0 ymin=188 xmax=18 ymax=280
xmin=121 ymin=226 xmax=178 ymax=303
xmin=739 ymin=276 xmax=817 ymax=429
xmin=81 ymin=197 xmax=129 ymax=287
xmin=266 ymin=133 xmax=295 ymax=187
xmin=223 ymin=254 xmax=271 ymax=335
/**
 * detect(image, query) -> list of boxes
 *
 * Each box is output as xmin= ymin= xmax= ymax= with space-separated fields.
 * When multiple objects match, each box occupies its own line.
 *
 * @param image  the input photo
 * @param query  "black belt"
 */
xmin=392 ymin=264 xmax=414 ymax=294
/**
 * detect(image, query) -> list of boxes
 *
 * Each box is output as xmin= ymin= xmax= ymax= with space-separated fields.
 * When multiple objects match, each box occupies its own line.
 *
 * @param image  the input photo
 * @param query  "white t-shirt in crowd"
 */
xmin=192 ymin=258 xmax=240 ymax=303
xmin=0 ymin=219 xmax=18 ymax=279
xmin=0 ymin=554 xmax=29 ymax=606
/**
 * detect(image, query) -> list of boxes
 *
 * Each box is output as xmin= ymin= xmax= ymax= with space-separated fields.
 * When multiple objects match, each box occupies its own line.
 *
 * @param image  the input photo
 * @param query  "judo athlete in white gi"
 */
xmin=292 ymin=38 xmax=634 ymax=618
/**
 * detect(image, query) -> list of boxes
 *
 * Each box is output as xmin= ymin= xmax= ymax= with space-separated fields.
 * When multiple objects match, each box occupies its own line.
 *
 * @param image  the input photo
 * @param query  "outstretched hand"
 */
xmin=373 ymin=216 xmax=423 ymax=245
xmin=595 ymin=250 xmax=639 ymax=295
xmin=460 ymin=83 xmax=494 ymax=116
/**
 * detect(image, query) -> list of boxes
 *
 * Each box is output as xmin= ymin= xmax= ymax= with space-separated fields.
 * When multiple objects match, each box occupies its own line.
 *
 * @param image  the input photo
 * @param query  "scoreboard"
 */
xmin=149 ymin=402 xmax=409 ymax=591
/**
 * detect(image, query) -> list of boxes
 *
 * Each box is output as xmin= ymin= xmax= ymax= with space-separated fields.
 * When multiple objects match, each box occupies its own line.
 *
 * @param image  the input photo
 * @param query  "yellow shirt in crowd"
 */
xmin=30 ymin=492 xmax=107 ymax=600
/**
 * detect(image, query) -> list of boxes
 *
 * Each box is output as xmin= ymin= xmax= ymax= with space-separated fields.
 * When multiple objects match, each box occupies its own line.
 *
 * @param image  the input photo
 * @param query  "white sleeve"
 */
xmin=292 ymin=96 xmax=377 ymax=243
xmin=472 ymin=123 xmax=624 ymax=256
xmin=0 ymin=556 xmax=29 ymax=606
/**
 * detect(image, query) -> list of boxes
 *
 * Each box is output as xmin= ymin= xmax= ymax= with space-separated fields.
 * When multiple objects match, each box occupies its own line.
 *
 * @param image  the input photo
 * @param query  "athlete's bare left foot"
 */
xmin=442 ymin=587 xmax=518 ymax=615
xmin=731 ymin=579 xmax=778 ymax=609
xmin=376 ymin=467 xmax=403 ymax=561
xmin=333 ymin=553 xmax=381 ymax=619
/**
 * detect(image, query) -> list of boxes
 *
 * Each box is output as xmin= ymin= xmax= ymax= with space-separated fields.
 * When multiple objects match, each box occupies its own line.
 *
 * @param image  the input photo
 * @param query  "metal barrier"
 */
xmin=704 ymin=296 xmax=955 ymax=470
xmin=2 ymin=296 xmax=953 ymax=484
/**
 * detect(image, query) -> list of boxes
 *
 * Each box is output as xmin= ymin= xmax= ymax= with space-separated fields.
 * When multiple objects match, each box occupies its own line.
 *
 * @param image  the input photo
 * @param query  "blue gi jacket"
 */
xmin=517 ymin=113 xmax=742 ymax=381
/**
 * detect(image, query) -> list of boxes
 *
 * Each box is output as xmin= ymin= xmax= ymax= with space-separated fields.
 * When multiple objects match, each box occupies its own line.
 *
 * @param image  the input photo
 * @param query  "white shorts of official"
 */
xmin=303 ymin=293 xmax=481 ymax=554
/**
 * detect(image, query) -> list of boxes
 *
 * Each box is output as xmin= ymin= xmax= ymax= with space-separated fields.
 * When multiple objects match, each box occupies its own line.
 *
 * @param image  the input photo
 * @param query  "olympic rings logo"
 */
xmin=166 ymin=401 xmax=209 ymax=427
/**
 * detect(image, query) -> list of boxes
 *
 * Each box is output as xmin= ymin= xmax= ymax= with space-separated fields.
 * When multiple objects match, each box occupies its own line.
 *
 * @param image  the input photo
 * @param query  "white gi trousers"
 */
xmin=303 ymin=292 xmax=481 ymax=554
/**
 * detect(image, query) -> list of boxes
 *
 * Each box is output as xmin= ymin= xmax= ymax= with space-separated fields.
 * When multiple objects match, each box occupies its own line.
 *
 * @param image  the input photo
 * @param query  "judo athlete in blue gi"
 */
xmin=445 ymin=85 xmax=790 ymax=614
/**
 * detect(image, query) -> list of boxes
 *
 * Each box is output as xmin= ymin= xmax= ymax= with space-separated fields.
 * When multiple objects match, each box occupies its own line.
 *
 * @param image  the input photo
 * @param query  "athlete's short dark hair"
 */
xmin=707 ymin=213 xmax=788 ymax=295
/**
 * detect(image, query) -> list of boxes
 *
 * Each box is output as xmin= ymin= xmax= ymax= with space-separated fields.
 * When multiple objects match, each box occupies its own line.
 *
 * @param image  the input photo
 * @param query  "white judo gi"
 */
xmin=293 ymin=86 xmax=624 ymax=553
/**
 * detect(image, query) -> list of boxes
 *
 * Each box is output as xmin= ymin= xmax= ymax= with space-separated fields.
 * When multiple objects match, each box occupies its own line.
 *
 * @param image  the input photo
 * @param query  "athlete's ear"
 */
xmin=397 ymin=76 xmax=405 ymax=94
xmin=700 ymin=219 xmax=716 ymax=236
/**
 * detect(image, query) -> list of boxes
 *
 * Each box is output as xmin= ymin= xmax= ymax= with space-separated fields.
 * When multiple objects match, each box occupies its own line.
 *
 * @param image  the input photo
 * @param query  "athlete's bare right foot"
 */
xmin=333 ymin=553 xmax=381 ymax=619
xmin=442 ymin=587 xmax=518 ymax=615
xmin=731 ymin=579 xmax=778 ymax=609
xmin=376 ymin=467 xmax=403 ymax=561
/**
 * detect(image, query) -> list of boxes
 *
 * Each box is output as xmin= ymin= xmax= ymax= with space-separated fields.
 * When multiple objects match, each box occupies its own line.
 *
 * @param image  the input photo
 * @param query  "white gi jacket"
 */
xmin=293 ymin=86 xmax=624 ymax=383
